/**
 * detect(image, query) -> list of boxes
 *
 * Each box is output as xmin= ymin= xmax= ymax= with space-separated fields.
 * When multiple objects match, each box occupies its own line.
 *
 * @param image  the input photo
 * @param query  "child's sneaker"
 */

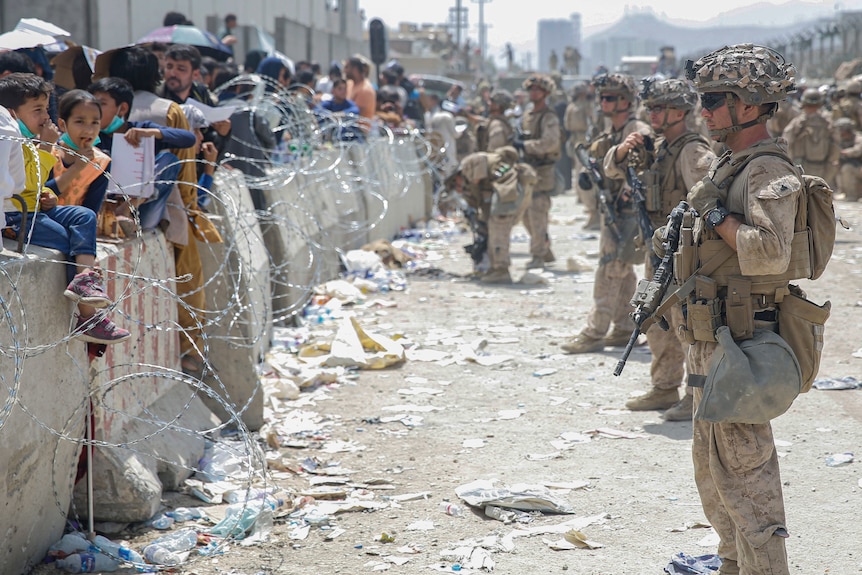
xmin=73 ymin=314 xmax=131 ymax=345
xmin=64 ymin=270 xmax=112 ymax=308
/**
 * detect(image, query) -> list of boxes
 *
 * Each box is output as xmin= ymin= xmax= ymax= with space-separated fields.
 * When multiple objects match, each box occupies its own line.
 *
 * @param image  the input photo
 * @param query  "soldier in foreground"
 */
xmin=605 ymin=78 xmax=714 ymax=420
xmin=682 ymin=44 xmax=815 ymax=574
xmin=512 ymin=74 xmax=561 ymax=269
xmin=561 ymin=73 xmax=652 ymax=353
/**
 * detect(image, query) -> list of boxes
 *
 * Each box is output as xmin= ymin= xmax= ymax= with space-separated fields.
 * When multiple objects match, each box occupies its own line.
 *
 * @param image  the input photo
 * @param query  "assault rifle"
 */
xmin=574 ymin=143 xmax=621 ymax=241
xmin=614 ymin=201 xmax=688 ymax=377
xmin=461 ymin=202 xmax=488 ymax=265
xmin=625 ymin=165 xmax=658 ymax=271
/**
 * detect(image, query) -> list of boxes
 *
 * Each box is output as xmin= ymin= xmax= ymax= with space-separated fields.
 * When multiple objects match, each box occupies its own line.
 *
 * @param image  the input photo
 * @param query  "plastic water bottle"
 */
xmin=56 ymin=553 xmax=119 ymax=573
xmin=49 ymin=532 xmax=93 ymax=556
xmin=142 ymin=545 xmax=182 ymax=566
xmin=439 ymin=502 xmax=464 ymax=517
xmin=142 ymin=528 xmax=198 ymax=566
xmin=92 ymin=535 xmax=144 ymax=564
xmin=150 ymin=514 xmax=174 ymax=529
xmin=167 ymin=507 xmax=203 ymax=522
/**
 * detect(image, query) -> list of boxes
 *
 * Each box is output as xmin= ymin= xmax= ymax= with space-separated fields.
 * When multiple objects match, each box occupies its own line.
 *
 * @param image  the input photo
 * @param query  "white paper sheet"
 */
xmin=109 ymin=135 xmax=155 ymax=198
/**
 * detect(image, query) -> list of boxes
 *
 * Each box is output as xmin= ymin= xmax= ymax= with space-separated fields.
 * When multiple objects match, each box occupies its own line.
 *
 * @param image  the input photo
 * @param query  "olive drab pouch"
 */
xmin=687 ymin=275 xmax=720 ymax=342
xmin=725 ymin=276 xmax=754 ymax=341
xmin=777 ymin=288 xmax=831 ymax=392
xmin=642 ymin=169 xmax=661 ymax=212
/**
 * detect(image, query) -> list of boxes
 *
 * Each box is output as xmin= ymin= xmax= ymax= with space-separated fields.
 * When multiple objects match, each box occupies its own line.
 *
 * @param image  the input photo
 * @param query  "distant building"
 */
xmin=537 ymin=15 xmax=580 ymax=73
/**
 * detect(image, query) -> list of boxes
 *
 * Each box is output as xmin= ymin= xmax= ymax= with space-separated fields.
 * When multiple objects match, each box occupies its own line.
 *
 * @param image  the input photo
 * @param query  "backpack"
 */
xmin=713 ymin=147 xmax=836 ymax=280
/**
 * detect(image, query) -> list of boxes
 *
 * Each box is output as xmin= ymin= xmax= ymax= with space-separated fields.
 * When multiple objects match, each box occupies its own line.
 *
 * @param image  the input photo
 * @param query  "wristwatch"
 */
xmin=705 ymin=206 xmax=731 ymax=231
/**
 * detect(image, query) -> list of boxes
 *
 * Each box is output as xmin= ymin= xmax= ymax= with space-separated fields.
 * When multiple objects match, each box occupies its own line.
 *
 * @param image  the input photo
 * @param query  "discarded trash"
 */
xmin=455 ymin=479 xmax=575 ymax=513
xmin=525 ymin=452 xmax=562 ymax=461
xmin=379 ymin=532 xmax=396 ymax=543
xmin=56 ymin=552 xmax=119 ymax=573
xmin=825 ymin=452 xmax=854 ymax=467
xmin=48 ymin=533 xmax=92 ymax=558
xmin=91 ymin=535 xmax=144 ymax=564
xmin=462 ymin=438 xmax=486 ymax=449
xmin=143 ymin=528 xmax=198 ymax=566
xmin=406 ymin=520 xmax=436 ymax=530
xmin=484 ymin=505 xmax=532 ymax=524
xmin=812 ymin=376 xmax=861 ymax=390
xmin=543 ymin=528 xmax=604 ymax=550
xmin=150 ymin=514 xmax=175 ymax=530
xmin=533 ymin=368 xmax=558 ymax=377
xmin=439 ymin=502 xmax=464 ymax=517
xmin=663 ymin=551 xmax=723 ymax=574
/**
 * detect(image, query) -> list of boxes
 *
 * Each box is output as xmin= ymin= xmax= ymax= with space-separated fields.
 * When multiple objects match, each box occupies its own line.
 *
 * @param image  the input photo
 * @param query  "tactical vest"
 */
xmin=589 ymin=116 xmax=639 ymax=197
xmin=642 ymin=132 xmax=709 ymax=226
xmin=675 ymin=141 xmax=812 ymax=343
xmin=522 ymin=107 xmax=561 ymax=166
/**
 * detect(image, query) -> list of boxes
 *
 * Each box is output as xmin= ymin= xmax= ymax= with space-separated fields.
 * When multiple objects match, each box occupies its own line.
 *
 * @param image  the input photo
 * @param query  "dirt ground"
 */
xmin=35 ymin=191 xmax=862 ymax=575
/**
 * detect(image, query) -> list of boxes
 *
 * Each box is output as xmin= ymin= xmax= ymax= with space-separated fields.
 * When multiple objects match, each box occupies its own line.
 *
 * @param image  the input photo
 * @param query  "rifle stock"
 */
xmin=614 ymin=201 xmax=689 ymax=376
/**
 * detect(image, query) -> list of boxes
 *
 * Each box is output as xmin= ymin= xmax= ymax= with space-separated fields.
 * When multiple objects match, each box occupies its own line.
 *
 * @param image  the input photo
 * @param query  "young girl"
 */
xmin=47 ymin=90 xmax=112 ymax=214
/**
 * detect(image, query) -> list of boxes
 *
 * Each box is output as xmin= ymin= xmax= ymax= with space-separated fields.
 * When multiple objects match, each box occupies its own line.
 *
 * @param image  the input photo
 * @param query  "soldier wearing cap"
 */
xmin=835 ymin=116 xmax=862 ymax=201
xmin=679 ymin=44 xmax=802 ymax=575
xmin=454 ymin=147 xmax=537 ymax=283
xmin=782 ymin=88 xmax=839 ymax=189
xmin=512 ymin=73 xmax=562 ymax=269
xmin=605 ymin=78 xmax=715 ymax=420
xmin=561 ymin=72 xmax=653 ymax=354
xmin=475 ymin=89 xmax=515 ymax=153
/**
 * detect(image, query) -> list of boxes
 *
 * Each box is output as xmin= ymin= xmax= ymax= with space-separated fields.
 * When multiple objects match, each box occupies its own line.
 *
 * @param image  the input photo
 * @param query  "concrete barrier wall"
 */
xmin=0 ymin=137 xmax=431 ymax=572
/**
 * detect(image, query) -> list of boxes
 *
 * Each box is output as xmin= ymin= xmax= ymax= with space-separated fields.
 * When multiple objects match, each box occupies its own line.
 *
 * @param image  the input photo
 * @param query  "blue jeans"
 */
xmin=137 ymin=151 xmax=182 ymax=230
xmin=6 ymin=205 xmax=97 ymax=283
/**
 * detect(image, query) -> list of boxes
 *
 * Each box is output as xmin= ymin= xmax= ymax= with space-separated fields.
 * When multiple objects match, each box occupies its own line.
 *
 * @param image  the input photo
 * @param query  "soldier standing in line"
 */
xmin=832 ymin=77 xmax=862 ymax=130
xmin=605 ymin=78 xmax=715 ymax=420
xmin=561 ymin=73 xmax=653 ymax=353
xmin=454 ymin=146 xmax=537 ymax=284
xmin=566 ymin=83 xmax=600 ymax=229
xmin=765 ymin=94 xmax=800 ymax=137
xmin=512 ymin=73 xmax=562 ymax=269
xmin=681 ymin=44 xmax=802 ymax=575
xmin=782 ymin=88 xmax=839 ymax=189
xmin=474 ymin=90 xmax=515 ymax=153
xmin=835 ymin=116 xmax=862 ymax=201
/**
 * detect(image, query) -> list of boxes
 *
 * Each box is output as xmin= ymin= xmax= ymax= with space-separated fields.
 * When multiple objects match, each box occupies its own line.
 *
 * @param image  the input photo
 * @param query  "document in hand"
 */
xmin=109 ymin=136 xmax=155 ymax=198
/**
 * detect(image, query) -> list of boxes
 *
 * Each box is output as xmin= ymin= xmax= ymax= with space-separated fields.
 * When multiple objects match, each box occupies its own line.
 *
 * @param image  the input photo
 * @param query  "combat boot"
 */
xmin=582 ymin=213 xmax=600 ymax=231
xmin=560 ymin=333 xmax=605 ymax=354
xmin=603 ymin=328 xmax=634 ymax=347
xmin=625 ymin=387 xmax=679 ymax=411
xmin=525 ymin=257 xmax=544 ymax=270
xmin=661 ymin=394 xmax=693 ymax=421
xmin=543 ymin=249 xmax=556 ymax=263
xmin=480 ymin=268 xmax=512 ymax=284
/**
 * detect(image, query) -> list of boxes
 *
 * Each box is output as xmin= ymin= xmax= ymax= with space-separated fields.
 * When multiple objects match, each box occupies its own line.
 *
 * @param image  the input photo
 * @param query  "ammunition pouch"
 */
xmin=777 ymin=288 xmax=831 ymax=393
xmin=642 ymin=169 xmax=661 ymax=212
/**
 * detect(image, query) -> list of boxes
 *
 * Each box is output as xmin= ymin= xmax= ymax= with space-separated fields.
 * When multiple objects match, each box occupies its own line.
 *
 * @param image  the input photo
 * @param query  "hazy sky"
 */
xmin=357 ymin=0 xmax=854 ymax=57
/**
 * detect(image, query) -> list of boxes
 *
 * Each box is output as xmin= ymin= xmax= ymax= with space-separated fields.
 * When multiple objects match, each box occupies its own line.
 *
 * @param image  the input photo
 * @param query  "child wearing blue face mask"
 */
xmin=48 ymin=89 xmax=112 ymax=213
xmin=0 ymin=73 xmax=129 ymax=345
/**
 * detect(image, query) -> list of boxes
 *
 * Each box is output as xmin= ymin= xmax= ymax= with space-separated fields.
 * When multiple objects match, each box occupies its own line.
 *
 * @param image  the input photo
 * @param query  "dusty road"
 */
xmin=38 ymin=191 xmax=862 ymax=574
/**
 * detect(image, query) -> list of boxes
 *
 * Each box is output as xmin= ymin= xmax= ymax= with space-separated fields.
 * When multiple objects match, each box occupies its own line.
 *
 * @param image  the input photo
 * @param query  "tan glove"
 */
xmin=652 ymin=226 xmax=666 ymax=259
xmin=687 ymin=176 xmax=726 ymax=215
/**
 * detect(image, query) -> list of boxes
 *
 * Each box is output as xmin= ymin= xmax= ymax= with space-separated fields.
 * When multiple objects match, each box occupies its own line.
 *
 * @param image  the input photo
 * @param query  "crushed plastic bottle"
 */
xmin=439 ymin=502 xmax=464 ymax=517
xmin=150 ymin=514 xmax=174 ymax=529
xmin=167 ymin=507 xmax=204 ymax=522
xmin=56 ymin=553 xmax=119 ymax=573
xmin=142 ymin=528 xmax=198 ymax=566
xmin=209 ymin=501 xmax=268 ymax=538
xmin=92 ymin=535 xmax=144 ymax=565
xmin=48 ymin=532 xmax=93 ymax=557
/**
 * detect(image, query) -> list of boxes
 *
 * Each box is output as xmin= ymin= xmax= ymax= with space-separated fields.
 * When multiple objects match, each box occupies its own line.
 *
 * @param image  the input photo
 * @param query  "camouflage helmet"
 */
xmin=835 ymin=117 xmax=855 ymax=131
xmin=571 ymin=82 xmax=589 ymax=97
xmin=685 ymin=43 xmax=796 ymax=105
xmin=489 ymin=89 xmax=514 ymax=110
xmin=592 ymin=72 xmax=638 ymax=101
xmin=522 ymin=73 xmax=555 ymax=93
xmin=800 ymin=87 xmax=823 ymax=106
xmin=640 ymin=77 xmax=698 ymax=110
xmin=846 ymin=78 xmax=862 ymax=95
xmin=696 ymin=326 xmax=801 ymax=424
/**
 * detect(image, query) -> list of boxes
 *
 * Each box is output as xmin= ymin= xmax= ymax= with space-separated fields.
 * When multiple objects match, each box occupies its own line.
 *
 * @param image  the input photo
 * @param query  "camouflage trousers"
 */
xmin=487 ymin=213 xmax=519 ymax=270
xmin=644 ymin=255 xmax=690 ymax=391
xmin=582 ymin=224 xmax=637 ymax=339
xmin=690 ymin=342 xmax=790 ymax=575
xmin=837 ymin=162 xmax=862 ymax=200
xmin=522 ymin=192 xmax=552 ymax=258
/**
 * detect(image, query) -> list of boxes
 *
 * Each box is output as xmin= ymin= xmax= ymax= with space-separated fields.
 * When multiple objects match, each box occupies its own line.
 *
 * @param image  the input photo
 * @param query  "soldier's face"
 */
xmin=700 ymin=92 xmax=731 ymax=139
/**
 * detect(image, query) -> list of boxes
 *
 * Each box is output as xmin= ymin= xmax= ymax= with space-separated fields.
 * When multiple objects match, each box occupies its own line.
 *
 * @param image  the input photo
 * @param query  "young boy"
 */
xmin=87 ymin=77 xmax=195 ymax=230
xmin=0 ymin=73 xmax=129 ymax=344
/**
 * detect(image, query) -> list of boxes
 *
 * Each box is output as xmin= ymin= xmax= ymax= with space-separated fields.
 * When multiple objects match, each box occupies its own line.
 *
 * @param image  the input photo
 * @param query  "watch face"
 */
xmin=707 ymin=208 xmax=726 ymax=229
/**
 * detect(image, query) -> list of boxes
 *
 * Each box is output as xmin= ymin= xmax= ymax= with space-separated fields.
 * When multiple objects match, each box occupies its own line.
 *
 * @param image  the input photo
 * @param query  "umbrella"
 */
xmin=136 ymin=25 xmax=232 ymax=61
xmin=52 ymin=45 xmax=102 ymax=90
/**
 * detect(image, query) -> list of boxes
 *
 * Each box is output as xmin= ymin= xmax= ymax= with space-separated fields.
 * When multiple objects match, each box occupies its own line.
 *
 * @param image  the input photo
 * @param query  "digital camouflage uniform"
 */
xmin=835 ymin=117 xmax=862 ymax=200
xmin=683 ymin=44 xmax=801 ymax=575
xmin=782 ymin=89 xmax=839 ymax=189
xmin=580 ymin=74 xmax=652 ymax=344
xmin=459 ymin=147 xmax=536 ymax=282
xmin=605 ymin=78 xmax=715 ymax=413
xmin=519 ymin=75 xmax=562 ymax=265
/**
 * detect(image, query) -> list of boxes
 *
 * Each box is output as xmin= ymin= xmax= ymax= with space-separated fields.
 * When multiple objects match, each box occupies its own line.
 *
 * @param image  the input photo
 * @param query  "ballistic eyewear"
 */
xmin=701 ymin=93 xmax=727 ymax=112
xmin=600 ymin=94 xmax=619 ymax=102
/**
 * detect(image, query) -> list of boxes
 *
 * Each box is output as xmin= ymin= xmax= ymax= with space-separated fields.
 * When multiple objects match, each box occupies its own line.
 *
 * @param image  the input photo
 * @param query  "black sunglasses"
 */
xmin=600 ymin=94 xmax=619 ymax=102
xmin=701 ymin=93 xmax=727 ymax=112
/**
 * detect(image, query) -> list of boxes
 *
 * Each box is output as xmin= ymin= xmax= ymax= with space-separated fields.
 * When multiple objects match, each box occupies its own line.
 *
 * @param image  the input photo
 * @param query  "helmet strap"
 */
xmin=708 ymin=94 xmax=770 ymax=142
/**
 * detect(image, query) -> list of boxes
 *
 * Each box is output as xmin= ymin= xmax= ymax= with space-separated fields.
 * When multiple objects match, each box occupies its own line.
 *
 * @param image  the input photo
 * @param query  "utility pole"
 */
xmin=471 ymin=0 xmax=492 ymax=73
xmin=456 ymin=0 xmax=462 ymax=47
